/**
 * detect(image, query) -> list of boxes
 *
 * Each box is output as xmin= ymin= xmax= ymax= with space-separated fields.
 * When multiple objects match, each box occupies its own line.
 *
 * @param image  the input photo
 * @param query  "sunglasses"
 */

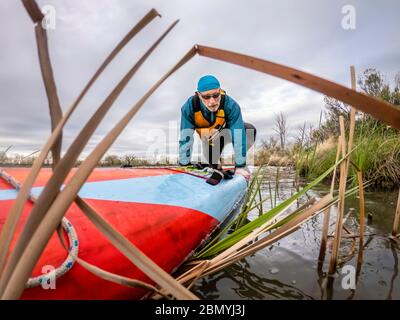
xmin=198 ymin=91 xmax=221 ymax=100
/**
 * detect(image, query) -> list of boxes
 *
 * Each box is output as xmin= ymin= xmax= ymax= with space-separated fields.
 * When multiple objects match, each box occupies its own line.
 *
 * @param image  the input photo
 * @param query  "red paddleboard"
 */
xmin=0 ymin=167 xmax=247 ymax=299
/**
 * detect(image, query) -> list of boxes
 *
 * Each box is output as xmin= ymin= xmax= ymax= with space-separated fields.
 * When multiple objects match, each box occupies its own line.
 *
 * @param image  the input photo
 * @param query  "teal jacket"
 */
xmin=179 ymin=94 xmax=247 ymax=167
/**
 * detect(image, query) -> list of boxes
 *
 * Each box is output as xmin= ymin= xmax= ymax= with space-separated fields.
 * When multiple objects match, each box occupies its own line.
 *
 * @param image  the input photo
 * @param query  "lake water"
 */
xmin=191 ymin=166 xmax=399 ymax=300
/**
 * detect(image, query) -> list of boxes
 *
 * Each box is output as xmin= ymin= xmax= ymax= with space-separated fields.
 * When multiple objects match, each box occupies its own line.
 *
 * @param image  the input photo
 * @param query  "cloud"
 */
xmin=0 ymin=0 xmax=398 ymax=158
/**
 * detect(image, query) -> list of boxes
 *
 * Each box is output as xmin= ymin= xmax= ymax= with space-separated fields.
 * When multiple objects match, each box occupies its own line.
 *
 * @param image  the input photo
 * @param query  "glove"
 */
xmin=206 ymin=168 xmax=235 ymax=185
xmin=222 ymin=169 xmax=235 ymax=180
xmin=206 ymin=169 xmax=224 ymax=185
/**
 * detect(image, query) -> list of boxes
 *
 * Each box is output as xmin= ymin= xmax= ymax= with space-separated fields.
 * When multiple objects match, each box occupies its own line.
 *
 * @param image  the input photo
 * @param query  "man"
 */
xmin=179 ymin=75 xmax=256 ymax=173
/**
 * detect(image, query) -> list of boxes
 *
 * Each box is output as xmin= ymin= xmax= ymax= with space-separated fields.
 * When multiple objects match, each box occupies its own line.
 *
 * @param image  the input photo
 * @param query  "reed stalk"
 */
xmin=0 ymin=6 xmax=161 ymax=284
xmin=274 ymin=167 xmax=280 ymax=207
xmin=196 ymin=45 xmax=400 ymax=129
xmin=328 ymin=117 xmax=348 ymax=275
xmin=1 ymin=47 xmax=197 ymax=300
xmin=356 ymin=170 xmax=365 ymax=266
xmin=318 ymin=135 xmax=342 ymax=266
xmin=257 ymin=178 xmax=263 ymax=216
xmin=174 ymin=195 xmax=334 ymax=288
xmin=268 ymin=180 xmax=274 ymax=208
xmin=196 ymin=149 xmax=354 ymax=259
xmin=392 ymin=189 xmax=400 ymax=237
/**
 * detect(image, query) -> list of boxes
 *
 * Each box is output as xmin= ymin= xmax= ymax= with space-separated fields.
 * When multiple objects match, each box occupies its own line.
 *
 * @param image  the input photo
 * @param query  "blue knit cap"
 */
xmin=197 ymin=75 xmax=220 ymax=92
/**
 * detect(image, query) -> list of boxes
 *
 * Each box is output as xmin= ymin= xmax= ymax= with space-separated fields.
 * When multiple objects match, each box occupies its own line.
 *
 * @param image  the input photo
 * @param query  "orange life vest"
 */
xmin=193 ymin=91 xmax=226 ymax=140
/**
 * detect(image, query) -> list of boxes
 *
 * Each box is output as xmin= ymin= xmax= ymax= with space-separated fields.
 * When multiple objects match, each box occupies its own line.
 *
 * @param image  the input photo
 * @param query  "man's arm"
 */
xmin=226 ymin=97 xmax=247 ymax=167
xmin=178 ymin=98 xmax=195 ymax=165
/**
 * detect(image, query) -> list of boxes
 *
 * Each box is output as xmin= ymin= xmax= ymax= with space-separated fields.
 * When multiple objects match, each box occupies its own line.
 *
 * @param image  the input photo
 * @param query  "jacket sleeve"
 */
xmin=226 ymin=97 xmax=247 ymax=167
xmin=178 ymin=98 xmax=195 ymax=165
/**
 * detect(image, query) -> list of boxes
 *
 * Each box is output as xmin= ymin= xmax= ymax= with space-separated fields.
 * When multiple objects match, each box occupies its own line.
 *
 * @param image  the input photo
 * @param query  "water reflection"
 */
xmin=191 ymin=167 xmax=400 ymax=300
xmin=387 ymin=244 xmax=399 ymax=300
xmin=194 ymin=260 xmax=314 ymax=300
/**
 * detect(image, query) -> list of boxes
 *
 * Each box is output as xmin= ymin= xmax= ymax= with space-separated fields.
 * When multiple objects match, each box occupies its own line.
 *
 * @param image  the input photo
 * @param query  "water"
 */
xmin=191 ymin=167 xmax=400 ymax=300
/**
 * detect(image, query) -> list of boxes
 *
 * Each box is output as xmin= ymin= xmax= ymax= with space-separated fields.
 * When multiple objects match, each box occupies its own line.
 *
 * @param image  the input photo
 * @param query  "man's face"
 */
xmin=197 ymin=88 xmax=221 ymax=112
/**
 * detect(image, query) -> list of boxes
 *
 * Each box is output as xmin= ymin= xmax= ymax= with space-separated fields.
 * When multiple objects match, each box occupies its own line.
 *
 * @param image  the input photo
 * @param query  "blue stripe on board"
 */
xmin=0 ymin=173 xmax=247 ymax=222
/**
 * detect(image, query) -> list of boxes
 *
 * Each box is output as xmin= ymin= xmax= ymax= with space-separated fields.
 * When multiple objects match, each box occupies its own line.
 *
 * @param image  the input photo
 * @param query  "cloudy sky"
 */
xmin=0 ymin=0 xmax=399 ymax=161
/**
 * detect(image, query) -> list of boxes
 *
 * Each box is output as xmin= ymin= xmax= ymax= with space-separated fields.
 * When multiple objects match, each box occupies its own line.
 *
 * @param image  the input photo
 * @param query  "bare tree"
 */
xmin=295 ymin=122 xmax=307 ymax=149
xmin=262 ymin=137 xmax=278 ymax=150
xmin=0 ymin=145 xmax=12 ymax=165
xmin=0 ymin=152 xmax=7 ymax=165
xmin=394 ymin=72 xmax=400 ymax=89
xmin=273 ymin=112 xmax=288 ymax=150
xmin=122 ymin=154 xmax=137 ymax=167
xmin=102 ymin=154 xmax=121 ymax=167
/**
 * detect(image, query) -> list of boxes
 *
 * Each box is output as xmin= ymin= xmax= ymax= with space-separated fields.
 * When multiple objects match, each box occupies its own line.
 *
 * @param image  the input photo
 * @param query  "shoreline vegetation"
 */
xmin=254 ymin=68 xmax=400 ymax=190
xmin=1 ymin=69 xmax=398 ymax=189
